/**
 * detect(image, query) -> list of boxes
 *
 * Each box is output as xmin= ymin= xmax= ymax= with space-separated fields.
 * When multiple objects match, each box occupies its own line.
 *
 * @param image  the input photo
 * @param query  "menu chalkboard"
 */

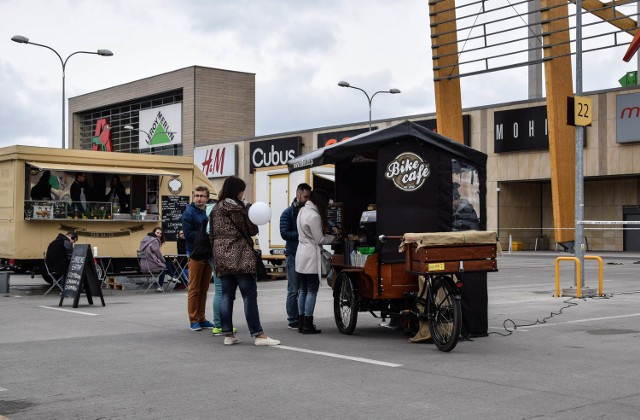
xmin=59 ymin=244 xmax=105 ymax=308
xmin=161 ymin=195 xmax=189 ymax=241
xmin=328 ymin=202 xmax=344 ymax=236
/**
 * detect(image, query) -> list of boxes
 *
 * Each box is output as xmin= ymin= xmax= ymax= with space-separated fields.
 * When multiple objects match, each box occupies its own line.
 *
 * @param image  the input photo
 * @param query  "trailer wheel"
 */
xmin=333 ymin=272 xmax=358 ymax=334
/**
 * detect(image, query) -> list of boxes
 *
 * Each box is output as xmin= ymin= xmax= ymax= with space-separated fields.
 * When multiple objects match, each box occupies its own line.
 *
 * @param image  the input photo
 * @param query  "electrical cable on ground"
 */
xmin=490 ymin=289 xmax=640 ymax=336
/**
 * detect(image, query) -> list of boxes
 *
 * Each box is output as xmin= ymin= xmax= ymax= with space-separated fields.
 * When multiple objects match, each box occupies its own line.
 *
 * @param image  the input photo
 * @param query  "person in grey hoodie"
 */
xmin=139 ymin=227 xmax=169 ymax=292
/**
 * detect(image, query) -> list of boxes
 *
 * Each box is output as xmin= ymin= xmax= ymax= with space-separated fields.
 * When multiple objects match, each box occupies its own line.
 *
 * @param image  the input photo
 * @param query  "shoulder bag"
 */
xmin=229 ymin=217 xmax=269 ymax=281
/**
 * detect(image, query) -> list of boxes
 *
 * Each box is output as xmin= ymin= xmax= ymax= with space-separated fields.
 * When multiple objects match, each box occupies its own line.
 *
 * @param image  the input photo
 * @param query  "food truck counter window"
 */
xmin=25 ymin=164 xmax=167 ymax=222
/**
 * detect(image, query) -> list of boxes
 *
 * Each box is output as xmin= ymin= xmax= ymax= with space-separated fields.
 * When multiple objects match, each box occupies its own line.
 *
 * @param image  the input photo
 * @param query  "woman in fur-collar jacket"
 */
xmin=209 ymin=176 xmax=280 ymax=347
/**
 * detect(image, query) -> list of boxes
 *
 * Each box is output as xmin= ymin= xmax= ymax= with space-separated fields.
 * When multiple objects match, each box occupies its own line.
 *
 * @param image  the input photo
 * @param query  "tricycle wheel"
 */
xmin=333 ymin=272 xmax=358 ymax=334
xmin=428 ymin=276 xmax=462 ymax=352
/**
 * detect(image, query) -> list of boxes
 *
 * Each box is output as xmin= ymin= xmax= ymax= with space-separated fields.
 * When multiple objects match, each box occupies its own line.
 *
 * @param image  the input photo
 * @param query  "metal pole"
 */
xmin=575 ymin=0 xmax=585 ymax=289
xmin=62 ymin=68 xmax=66 ymax=149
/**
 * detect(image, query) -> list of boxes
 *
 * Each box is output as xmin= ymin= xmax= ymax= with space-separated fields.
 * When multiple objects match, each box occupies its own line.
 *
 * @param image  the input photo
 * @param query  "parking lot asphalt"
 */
xmin=1 ymin=251 xmax=640 ymax=419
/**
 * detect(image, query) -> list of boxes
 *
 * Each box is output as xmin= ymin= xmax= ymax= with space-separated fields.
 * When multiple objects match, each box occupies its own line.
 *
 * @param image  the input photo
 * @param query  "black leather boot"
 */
xmin=302 ymin=316 xmax=321 ymax=334
xmin=298 ymin=315 xmax=304 ymax=333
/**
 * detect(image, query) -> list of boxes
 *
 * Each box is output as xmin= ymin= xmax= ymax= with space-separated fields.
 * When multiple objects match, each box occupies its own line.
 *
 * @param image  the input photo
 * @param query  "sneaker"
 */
xmin=254 ymin=336 xmax=281 ymax=346
xmin=212 ymin=327 xmax=238 ymax=336
xmin=189 ymin=322 xmax=202 ymax=331
xmin=156 ymin=286 xmax=164 ymax=292
xmin=224 ymin=336 xmax=241 ymax=346
xmin=171 ymin=277 xmax=180 ymax=283
xmin=287 ymin=321 xmax=299 ymax=330
xmin=199 ymin=320 xmax=215 ymax=329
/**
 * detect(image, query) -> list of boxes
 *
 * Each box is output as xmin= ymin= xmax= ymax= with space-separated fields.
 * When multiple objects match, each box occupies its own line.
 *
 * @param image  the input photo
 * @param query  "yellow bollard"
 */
xmin=555 ymin=257 xmax=580 ymax=298
xmin=584 ymin=255 xmax=604 ymax=296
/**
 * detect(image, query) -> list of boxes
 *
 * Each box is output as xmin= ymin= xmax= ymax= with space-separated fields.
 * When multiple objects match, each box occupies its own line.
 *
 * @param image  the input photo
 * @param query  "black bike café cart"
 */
xmin=287 ymin=121 xmax=498 ymax=352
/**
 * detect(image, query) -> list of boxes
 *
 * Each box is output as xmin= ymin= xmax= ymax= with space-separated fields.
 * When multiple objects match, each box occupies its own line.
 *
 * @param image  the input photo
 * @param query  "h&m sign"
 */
xmin=250 ymin=136 xmax=301 ymax=173
xmin=494 ymin=105 xmax=548 ymax=153
xmin=194 ymin=144 xmax=237 ymax=178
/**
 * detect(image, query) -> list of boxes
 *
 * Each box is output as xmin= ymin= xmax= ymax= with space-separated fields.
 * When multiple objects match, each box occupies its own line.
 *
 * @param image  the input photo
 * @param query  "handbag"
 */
xmin=229 ymin=217 xmax=268 ymax=281
xmin=189 ymin=219 xmax=212 ymax=261
xmin=320 ymin=248 xmax=332 ymax=275
xmin=254 ymin=249 xmax=269 ymax=281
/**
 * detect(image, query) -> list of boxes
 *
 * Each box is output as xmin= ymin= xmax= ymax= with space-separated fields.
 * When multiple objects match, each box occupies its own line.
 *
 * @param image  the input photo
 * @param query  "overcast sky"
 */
xmin=1 ymin=0 xmax=638 ymax=149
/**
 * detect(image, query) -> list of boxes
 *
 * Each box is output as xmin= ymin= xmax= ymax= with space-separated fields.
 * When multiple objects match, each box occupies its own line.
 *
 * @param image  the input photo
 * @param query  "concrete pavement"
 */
xmin=1 ymin=251 xmax=640 ymax=419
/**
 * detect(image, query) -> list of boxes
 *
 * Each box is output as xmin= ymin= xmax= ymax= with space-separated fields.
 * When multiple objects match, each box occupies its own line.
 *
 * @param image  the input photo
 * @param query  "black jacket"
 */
xmin=46 ymin=233 xmax=74 ymax=274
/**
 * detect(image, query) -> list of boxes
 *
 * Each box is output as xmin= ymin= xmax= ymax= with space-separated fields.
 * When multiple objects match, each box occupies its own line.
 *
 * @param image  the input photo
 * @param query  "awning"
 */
xmin=27 ymin=161 xmax=179 ymax=177
xmin=287 ymin=120 xmax=487 ymax=172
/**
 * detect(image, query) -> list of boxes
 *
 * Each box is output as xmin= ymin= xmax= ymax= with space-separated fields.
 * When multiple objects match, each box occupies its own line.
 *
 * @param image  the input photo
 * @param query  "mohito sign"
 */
xmin=194 ymin=144 xmax=237 ymax=178
xmin=250 ymin=136 xmax=301 ymax=173
xmin=384 ymin=152 xmax=431 ymax=191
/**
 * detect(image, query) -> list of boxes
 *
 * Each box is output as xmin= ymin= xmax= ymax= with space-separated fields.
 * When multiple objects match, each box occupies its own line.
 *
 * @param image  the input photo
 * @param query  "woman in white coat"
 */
xmin=295 ymin=190 xmax=335 ymax=334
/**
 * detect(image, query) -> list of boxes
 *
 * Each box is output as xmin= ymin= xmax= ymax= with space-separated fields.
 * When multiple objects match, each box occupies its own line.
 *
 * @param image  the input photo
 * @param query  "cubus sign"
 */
xmin=193 ymin=144 xmax=237 ymax=178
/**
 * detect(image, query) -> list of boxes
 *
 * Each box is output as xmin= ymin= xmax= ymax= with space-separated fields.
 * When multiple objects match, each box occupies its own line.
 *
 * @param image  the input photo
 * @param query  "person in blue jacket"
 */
xmin=182 ymin=185 xmax=215 ymax=331
xmin=279 ymin=183 xmax=311 ymax=330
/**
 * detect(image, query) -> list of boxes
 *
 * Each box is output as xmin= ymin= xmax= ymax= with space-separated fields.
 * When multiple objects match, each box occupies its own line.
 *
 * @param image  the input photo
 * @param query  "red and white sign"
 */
xmin=194 ymin=144 xmax=237 ymax=178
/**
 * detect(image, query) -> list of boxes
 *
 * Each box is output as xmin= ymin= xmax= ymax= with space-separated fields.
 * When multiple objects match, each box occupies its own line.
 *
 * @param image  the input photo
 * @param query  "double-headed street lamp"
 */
xmin=338 ymin=81 xmax=401 ymax=131
xmin=11 ymin=35 xmax=113 ymax=149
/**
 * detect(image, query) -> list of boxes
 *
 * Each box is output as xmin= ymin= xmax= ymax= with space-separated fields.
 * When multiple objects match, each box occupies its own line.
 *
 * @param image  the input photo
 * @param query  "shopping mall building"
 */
xmin=69 ymin=65 xmax=640 ymax=252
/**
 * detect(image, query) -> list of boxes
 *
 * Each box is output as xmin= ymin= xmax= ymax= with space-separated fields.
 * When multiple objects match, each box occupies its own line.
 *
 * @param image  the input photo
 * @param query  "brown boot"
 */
xmin=302 ymin=316 xmax=321 ymax=334
xmin=298 ymin=315 xmax=304 ymax=333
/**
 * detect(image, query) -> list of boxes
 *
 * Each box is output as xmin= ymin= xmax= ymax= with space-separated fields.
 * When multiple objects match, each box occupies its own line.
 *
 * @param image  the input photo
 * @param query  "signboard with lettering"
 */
xmin=138 ymin=103 xmax=182 ymax=150
xmin=494 ymin=106 xmax=548 ymax=153
xmin=161 ymin=195 xmax=190 ymax=241
xmin=413 ymin=114 xmax=471 ymax=147
xmin=317 ymin=128 xmax=371 ymax=149
xmin=616 ymin=92 xmax=640 ymax=143
xmin=59 ymin=244 xmax=105 ymax=308
xmin=250 ymin=136 xmax=301 ymax=173
xmin=194 ymin=144 xmax=237 ymax=178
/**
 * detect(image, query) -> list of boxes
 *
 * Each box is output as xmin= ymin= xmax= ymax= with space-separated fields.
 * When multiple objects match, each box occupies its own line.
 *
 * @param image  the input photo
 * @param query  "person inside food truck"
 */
xmin=45 ymin=231 xmax=78 ymax=287
xmin=70 ymin=172 xmax=91 ymax=215
xmin=452 ymin=183 xmax=480 ymax=231
xmin=106 ymin=175 xmax=128 ymax=213
xmin=30 ymin=170 xmax=62 ymax=201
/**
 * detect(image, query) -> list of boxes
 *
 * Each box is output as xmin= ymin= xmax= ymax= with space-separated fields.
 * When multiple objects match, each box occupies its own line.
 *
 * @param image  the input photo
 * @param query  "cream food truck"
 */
xmin=0 ymin=145 xmax=214 ymax=284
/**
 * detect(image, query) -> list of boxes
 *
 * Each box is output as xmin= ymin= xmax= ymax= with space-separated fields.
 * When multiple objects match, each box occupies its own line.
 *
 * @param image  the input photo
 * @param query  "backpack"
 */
xmin=189 ymin=219 xmax=212 ymax=261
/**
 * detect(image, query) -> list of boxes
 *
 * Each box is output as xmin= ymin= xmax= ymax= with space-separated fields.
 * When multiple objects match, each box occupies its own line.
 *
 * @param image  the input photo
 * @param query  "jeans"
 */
xmin=297 ymin=272 xmax=320 ymax=317
xmin=209 ymin=259 xmax=223 ymax=329
xmin=187 ymin=258 xmax=212 ymax=323
xmin=285 ymin=255 xmax=300 ymax=322
xmin=220 ymin=273 xmax=263 ymax=337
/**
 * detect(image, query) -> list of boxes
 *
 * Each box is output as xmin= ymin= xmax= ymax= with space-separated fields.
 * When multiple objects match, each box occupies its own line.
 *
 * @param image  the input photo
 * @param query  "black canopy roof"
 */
xmin=287 ymin=120 xmax=486 ymax=172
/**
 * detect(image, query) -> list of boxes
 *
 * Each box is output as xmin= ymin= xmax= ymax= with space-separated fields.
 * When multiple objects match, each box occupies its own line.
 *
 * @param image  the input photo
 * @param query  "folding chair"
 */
xmin=43 ymin=252 xmax=65 ymax=297
xmin=136 ymin=250 xmax=164 ymax=293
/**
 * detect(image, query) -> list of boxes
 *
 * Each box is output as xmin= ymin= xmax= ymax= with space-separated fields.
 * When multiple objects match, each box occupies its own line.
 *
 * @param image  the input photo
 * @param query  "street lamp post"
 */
xmin=11 ymin=35 xmax=113 ymax=149
xmin=338 ymin=81 xmax=401 ymax=131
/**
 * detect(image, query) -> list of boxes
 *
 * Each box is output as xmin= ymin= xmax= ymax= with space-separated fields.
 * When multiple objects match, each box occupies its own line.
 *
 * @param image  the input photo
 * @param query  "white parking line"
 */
xmin=39 ymin=306 xmax=99 ymax=316
xmin=0 ymin=387 xmax=7 ymax=392
xmin=274 ymin=345 xmax=402 ymax=367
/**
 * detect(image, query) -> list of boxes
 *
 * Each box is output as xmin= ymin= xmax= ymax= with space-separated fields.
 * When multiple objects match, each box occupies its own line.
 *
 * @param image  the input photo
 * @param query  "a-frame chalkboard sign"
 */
xmin=59 ymin=244 xmax=106 ymax=308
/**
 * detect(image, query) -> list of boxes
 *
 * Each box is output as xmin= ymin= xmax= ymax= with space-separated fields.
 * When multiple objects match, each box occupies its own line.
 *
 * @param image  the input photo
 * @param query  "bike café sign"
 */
xmin=249 ymin=136 xmax=301 ymax=173
xmin=385 ymin=152 xmax=431 ymax=191
xmin=194 ymin=143 xmax=237 ymax=178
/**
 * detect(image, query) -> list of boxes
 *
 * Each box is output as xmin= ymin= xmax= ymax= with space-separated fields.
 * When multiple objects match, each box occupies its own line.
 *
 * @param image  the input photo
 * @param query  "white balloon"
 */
xmin=248 ymin=201 xmax=272 ymax=225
